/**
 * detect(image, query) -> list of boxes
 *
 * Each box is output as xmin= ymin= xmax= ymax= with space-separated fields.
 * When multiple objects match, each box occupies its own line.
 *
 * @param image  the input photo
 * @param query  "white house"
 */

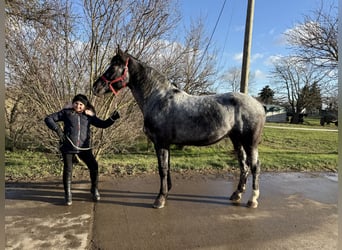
xmin=264 ymin=105 xmax=287 ymax=123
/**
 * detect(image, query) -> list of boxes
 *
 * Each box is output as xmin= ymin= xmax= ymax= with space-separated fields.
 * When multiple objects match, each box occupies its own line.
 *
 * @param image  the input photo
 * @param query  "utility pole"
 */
xmin=240 ymin=0 xmax=255 ymax=94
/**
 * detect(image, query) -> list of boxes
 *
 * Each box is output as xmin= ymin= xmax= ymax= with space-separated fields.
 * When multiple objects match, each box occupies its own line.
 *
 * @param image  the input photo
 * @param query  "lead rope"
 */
xmin=66 ymin=136 xmax=93 ymax=151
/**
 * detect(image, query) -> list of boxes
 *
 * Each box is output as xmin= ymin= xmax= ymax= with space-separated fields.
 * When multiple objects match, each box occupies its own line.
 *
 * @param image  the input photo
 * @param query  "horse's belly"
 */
xmin=170 ymin=118 xmax=231 ymax=145
xmin=175 ymin=134 xmax=226 ymax=146
xmin=179 ymin=129 xmax=227 ymax=145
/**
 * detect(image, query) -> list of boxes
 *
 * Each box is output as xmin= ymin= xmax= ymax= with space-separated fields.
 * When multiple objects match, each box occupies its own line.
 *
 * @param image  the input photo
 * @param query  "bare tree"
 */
xmin=177 ymin=19 xmax=217 ymax=95
xmin=272 ymin=56 xmax=327 ymax=123
xmin=5 ymin=0 xmax=182 ymax=157
xmin=285 ymin=1 xmax=338 ymax=71
xmin=220 ymin=66 xmax=256 ymax=93
xmin=283 ymin=1 xmax=338 ymax=112
xmin=150 ymin=17 xmax=218 ymax=95
xmin=221 ymin=66 xmax=242 ymax=92
xmin=5 ymin=0 xmax=74 ymax=151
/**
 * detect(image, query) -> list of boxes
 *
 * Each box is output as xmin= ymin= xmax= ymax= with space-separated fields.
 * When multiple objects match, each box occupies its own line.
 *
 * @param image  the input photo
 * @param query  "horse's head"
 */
xmin=93 ymin=48 xmax=130 ymax=96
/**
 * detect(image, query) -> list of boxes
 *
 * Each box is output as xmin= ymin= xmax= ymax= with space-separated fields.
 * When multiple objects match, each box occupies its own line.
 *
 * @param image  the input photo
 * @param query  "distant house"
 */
xmin=264 ymin=105 xmax=287 ymax=123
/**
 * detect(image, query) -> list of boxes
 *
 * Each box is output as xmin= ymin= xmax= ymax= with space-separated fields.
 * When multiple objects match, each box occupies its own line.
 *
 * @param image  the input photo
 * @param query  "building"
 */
xmin=264 ymin=105 xmax=287 ymax=123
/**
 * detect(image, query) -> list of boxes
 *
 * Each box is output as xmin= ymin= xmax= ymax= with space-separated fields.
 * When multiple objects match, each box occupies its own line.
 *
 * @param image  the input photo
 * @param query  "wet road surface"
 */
xmin=5 ymin=172 xmax=338 ymax=249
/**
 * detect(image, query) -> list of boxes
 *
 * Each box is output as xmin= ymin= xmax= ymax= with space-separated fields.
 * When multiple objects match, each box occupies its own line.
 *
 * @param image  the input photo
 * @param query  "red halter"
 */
xmin=101 ymin=58 xmax=129 ymax=95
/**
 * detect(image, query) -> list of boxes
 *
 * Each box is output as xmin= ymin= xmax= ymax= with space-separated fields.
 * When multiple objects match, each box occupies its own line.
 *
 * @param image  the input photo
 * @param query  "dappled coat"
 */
xmin=45 ymin=108 xmax=116 ymax=153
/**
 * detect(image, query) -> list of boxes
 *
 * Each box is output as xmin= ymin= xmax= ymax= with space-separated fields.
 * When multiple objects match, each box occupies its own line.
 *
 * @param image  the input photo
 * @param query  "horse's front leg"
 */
xmin=153 ymin=146 xmax=170 ymax=209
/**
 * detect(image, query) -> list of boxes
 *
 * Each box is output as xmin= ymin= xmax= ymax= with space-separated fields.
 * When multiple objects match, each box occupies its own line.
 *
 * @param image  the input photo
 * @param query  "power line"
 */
xmin=197 ymin=0 xmax=227 ymax=70
xmin=218 ymin=0 xmax=235 ymax=72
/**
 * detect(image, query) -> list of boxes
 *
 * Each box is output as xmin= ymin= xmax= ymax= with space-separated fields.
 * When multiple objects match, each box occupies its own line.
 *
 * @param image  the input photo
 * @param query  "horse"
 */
xmin=92 ymin=48 xmax=266 ymax=209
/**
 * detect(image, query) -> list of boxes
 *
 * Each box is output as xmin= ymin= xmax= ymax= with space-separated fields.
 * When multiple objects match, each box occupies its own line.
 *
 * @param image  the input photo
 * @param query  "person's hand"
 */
xmin=110 ymin=111 xmax=120 ymax=121
xmin=85 ymin=109 xmax=95 ymax=116
xmin=56 ymin=128 xmax=65 ymax=143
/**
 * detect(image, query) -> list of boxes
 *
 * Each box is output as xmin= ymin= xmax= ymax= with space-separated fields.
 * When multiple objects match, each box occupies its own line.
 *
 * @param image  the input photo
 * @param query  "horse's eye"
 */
xmin=104 ymin=67 xmax=113 ymax=78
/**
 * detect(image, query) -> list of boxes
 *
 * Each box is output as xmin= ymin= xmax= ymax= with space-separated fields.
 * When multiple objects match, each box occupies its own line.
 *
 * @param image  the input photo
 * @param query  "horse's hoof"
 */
xmin=153 ymin=196 xmax=166 ymax=209
xmin=247 ymin=200 xmax=258 ymax=208
xmin=229 ymin=191 xmax=242 ymax=202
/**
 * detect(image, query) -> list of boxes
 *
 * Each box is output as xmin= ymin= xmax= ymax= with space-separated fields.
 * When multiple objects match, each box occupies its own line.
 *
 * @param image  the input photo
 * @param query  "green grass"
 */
xmin=5 ymin=150 xmax=63 ymax=180
xmin=5 ymin=119 xmax=338 ymax=180
xmin=100 ymin=141 xmax=238 ymax=176
xmin=260 ymin=126 xmax=338 ymax=171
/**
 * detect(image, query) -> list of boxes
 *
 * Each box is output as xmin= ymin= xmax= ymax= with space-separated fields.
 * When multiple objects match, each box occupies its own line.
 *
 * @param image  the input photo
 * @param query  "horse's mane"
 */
xmin=127 ymin=52 xmax=175 ymax=92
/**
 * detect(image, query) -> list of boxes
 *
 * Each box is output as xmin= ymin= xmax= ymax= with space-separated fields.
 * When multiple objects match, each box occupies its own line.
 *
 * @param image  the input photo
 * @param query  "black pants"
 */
xmin=62 ymin=150 xmax=99 ymax=194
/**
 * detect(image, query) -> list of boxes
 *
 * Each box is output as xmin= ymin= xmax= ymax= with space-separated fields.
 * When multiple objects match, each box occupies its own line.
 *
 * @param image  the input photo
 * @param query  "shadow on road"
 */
xmin=96 ymin=188 xmax=246 ymax=208
xmin=5 ymin=180 xmax=248 ymax=208
xmin=5 ymin=181 xmax=92 ymax=206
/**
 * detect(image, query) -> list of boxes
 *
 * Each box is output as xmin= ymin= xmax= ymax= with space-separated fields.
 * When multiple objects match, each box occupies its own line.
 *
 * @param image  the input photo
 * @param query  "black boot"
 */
xmin=63 ymin=172 xmax=72 ymax=206
xmin=91 ymin=187 xmax=100 ymax=202
xmin=90 ymin=170 xmax=100 ymax=202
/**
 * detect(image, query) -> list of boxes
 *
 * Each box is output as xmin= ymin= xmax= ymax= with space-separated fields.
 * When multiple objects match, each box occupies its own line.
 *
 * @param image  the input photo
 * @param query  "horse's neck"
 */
xmin=130 ymin=65 xmax=170 ymax=112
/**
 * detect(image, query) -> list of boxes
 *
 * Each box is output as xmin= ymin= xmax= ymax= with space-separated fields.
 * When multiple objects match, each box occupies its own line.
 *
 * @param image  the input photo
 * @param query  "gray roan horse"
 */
xmin=93 ymin=48 xmax=266 ymax=209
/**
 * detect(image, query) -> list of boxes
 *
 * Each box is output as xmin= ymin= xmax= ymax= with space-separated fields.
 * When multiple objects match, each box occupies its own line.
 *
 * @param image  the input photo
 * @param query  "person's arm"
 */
xmin=89 ymin=110 xmax=120 ymax=128
xmin=44 ymin=110 xmax=65 ymax=142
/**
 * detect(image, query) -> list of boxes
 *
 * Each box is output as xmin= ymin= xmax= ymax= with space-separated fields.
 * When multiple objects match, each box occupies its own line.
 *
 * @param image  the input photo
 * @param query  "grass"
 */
xmin=5 ymin=150 xmax=63 ymax=180
xmin=100 ymin=141 xmax=238 ymax=176
xmin=260 ymin=127 xmax=338 ymax=171
xmin=5 ymin=118 xmax=338 ymax=181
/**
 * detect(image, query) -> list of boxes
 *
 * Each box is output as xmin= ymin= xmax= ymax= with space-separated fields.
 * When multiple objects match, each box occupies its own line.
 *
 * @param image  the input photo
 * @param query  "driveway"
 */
xmin=5 ymin=172 xmax=338 ymax=249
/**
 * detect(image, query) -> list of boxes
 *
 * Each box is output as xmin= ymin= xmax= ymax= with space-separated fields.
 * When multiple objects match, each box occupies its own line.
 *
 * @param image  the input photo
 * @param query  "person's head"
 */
xmin=72 ymin=94 xmax=89 ymax=113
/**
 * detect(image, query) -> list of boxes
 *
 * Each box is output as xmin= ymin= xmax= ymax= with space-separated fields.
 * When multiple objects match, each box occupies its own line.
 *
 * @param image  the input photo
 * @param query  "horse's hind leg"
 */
xmin=229 ymin=140 xmax=249 ymax=203
xmin=246 ymin=147 xmax=260 ymax=208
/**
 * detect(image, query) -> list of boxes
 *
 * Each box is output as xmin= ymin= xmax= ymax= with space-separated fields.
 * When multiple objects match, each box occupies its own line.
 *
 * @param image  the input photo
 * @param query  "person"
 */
xmin=44 ymin=94 xmax=120 ymax=206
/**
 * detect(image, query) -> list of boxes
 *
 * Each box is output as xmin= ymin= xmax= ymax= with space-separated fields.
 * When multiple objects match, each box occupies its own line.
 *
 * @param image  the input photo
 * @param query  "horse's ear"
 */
xmin=118 ymin=47 xmax=128 ymax=60
xmin=116 ymin=45 xmax=123 ymax=55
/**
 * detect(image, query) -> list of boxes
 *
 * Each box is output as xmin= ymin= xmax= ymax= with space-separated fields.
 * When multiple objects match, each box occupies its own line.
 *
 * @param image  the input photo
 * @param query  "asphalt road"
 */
xmin=5 ymin=172 xmax=338 ymax=249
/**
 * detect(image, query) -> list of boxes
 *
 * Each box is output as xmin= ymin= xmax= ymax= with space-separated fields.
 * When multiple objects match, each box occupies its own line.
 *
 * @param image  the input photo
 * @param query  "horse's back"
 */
xmin=216 ymin=92 xmax=264 ymax=113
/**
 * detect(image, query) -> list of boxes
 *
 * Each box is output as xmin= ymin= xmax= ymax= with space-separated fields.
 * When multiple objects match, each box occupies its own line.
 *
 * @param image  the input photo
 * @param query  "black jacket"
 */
xmin=45 ymin=108 xmax=117 ymax=153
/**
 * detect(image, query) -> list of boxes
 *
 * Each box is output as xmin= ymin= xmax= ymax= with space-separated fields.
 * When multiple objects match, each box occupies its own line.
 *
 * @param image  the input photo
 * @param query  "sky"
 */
xmin=179 ymin=0 xmax=335 ymax=95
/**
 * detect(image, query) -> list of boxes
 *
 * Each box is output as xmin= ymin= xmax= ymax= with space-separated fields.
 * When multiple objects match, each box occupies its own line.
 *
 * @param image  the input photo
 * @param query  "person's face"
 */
xmin=73 ymin=101 xmax=86 ymax=113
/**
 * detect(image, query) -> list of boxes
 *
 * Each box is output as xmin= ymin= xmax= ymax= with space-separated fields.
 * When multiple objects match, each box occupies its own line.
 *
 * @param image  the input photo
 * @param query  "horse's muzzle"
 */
xmin=92 ymin=82 xmax=105 ymax=97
